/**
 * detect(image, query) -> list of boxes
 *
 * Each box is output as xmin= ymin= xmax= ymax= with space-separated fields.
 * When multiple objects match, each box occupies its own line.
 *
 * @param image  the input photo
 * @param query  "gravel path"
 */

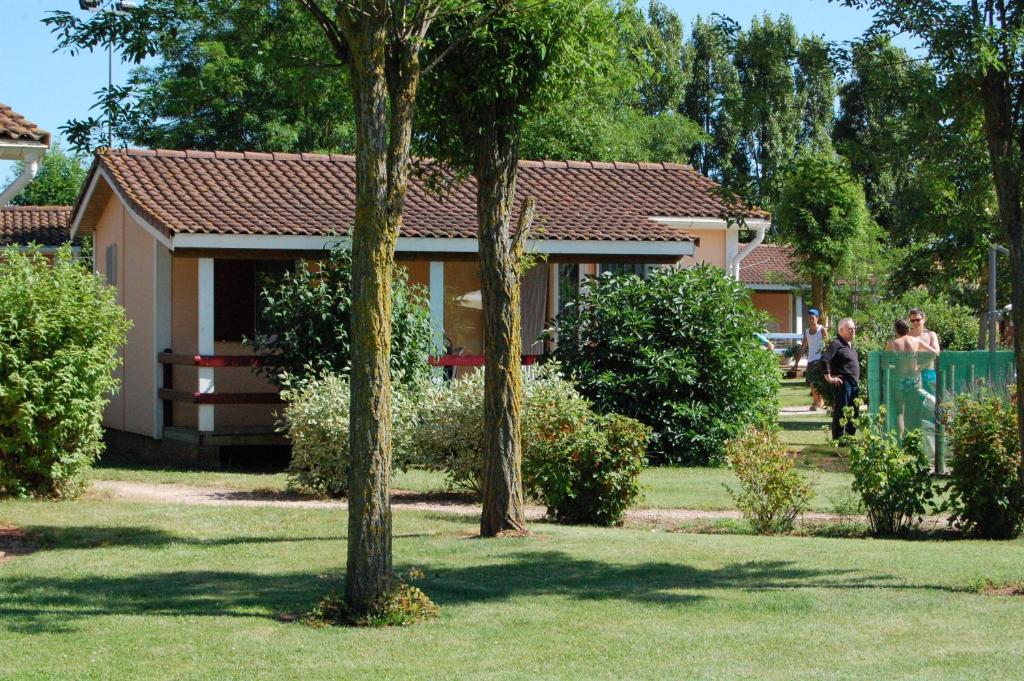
xmin=88 ymin=480 xmax=860 ymax=525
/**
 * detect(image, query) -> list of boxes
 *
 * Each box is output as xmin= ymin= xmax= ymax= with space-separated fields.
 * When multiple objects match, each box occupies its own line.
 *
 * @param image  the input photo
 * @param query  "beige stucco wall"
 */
xmin=751 ymin=291 xmax=794 ymax=334
xmin=93 ymin=197 xmax=160 ymax=437
xmin=677 ymin=229 xmax=727 ymax=268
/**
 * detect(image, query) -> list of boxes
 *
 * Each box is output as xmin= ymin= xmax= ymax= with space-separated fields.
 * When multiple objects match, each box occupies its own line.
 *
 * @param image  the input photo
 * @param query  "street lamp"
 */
xmin=77 ymin=0 xmax=139 ymax=147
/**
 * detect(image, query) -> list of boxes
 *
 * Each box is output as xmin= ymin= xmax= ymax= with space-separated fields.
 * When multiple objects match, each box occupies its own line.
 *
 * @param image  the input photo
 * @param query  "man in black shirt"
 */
xmin=822 ymin=317 xmax=860 ymax=440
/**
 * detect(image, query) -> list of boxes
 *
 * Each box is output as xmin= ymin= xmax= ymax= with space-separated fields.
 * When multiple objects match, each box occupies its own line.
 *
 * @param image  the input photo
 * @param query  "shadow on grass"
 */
xmin=20 ymin=525 xmax=342 ymax=552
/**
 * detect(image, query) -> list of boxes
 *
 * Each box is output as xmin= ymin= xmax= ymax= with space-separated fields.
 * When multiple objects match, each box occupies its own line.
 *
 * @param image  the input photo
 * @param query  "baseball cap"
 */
xmin=807 ymin=308 xmax=820 ymax=317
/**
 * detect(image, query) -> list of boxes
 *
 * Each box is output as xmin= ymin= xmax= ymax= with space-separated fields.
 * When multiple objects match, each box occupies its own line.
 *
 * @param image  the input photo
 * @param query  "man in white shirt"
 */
xmin=791 ymin=308 xmax=826 ymax=411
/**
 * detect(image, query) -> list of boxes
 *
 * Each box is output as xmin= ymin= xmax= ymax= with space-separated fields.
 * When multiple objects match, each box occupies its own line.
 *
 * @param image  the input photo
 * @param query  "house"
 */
xmin=739 ymin=243 xmax=807 ymax=335
xmin=0 ymin=205 xmax=72 ymax=254
xmin=0 ymin=103 xmax=50 ymax=206
xmin=68 ymin=148 xmax=770 ymax=464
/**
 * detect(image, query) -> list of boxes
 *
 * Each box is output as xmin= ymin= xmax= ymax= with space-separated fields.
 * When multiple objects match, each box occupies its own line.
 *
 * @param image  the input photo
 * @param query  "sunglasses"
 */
xmin=910 ymin=318 xmax=923 ymax=323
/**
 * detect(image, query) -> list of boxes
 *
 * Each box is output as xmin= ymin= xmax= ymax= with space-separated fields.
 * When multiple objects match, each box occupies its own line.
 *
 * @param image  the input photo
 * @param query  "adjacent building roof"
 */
xmin=74 ymin=148 xmax=770 ymax=243
xmin=0 ymin=104 xmax=51 ymax=146
xmin=0 ymin=206 xmax=72 ymax=247
xmin=740 ymin=243 xmax=800 ymax=287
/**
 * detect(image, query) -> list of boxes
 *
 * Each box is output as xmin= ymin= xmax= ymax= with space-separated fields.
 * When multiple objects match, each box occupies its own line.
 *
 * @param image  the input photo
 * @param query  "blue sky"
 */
xmin=1 ymin=0 xmax=913 ymax=178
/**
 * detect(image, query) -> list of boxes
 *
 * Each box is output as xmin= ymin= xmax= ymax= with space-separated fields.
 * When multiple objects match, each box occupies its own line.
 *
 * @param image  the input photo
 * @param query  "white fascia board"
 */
xmin=746 ymin=283 xmax=800 ymax=291
xmin=170 ymin=234 xmax=695 ymax=257
xmin=649 ymin=216 xmax=772 ymax=230
xmin=70 ymin=168 xmax=173 ymax=250
xmin=0 ymin=141 xmax=48 ymax=162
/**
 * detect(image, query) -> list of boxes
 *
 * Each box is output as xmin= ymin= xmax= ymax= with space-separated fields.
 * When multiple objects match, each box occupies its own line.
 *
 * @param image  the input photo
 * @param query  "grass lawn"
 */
xmin=2 ymin=499 xmax=1023 ymax=680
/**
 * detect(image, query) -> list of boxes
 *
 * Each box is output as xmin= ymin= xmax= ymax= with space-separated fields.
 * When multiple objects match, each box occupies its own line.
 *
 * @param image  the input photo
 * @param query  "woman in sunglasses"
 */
xmin=907 ymin=308 xmax=940 ymax=394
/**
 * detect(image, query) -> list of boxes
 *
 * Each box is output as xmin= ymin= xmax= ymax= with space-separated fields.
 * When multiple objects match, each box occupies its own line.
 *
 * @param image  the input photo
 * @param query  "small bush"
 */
xmin=250 ymin=245 xmax=433 ymax=389
xmin=552 ymin=264 xmax=780 ymax=466
xmin=410 ymin=364 xmax=650 ymax=525
xmin=523 ymin=403 xmax=650 ymax=526
xmin=724 ymin=430 xmax=813 ymax=534
xmin=942 ymin=390 xmax=1022 ymax=539
xmin=281 ymin=373 xmax=421 ymax=498
xmin=0 ymin=247 xmax=130 ymax=498
xmin=838 ymin=408 xmax=935 ymax=536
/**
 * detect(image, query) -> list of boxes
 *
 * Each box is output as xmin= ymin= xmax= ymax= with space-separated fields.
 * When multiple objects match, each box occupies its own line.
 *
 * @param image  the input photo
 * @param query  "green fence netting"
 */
xmin=867 ymin=350 xmax=1016 ymax=473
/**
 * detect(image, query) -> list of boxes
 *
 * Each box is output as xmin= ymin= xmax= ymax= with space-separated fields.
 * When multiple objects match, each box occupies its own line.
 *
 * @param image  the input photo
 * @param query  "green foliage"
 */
xmin=522 ymin=376 xmax=650 ymax=526
xmin=553 ymin=264 xmax=780 ymax=466
xmin=837 ymin=407 xmax=935 ymax=536
xmin=7 ymin=144 xmax=88 ymax=206
xmin=280 ymin=373 xmax=421 ymax=499
xmin=305 ymin=573 xmax=438 ymax=627
xmin=411 ymin=370 xmax=487 ymax=495
xmin=844 ymin=289 xmax=979 ymax=353
xmin=45 ymin=0 xmax=356 ymax=154
xmin=775 ymin=150 xmax=874 ymax=301
xmin=249 ymin=245 xmax=432 ymax=390
xmin=724 ymin=429 xmax=813 ymax=534
xmin=0 ymin=247 xmax=130 ymax=498
xmin=942 ymin=390 xmax=1022 ymax=539
xmin=411 ymin=364 xmax=649 ymax=525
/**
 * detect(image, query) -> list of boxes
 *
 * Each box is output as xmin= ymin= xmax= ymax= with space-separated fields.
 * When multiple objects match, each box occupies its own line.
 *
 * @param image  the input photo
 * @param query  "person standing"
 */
xmin=907 ymin=308 xmax=940 ymax=394
xmin=791 ymin=308 xmax=826 ymax=410
xmin=822 ymin=317 xmax=860 ymax=440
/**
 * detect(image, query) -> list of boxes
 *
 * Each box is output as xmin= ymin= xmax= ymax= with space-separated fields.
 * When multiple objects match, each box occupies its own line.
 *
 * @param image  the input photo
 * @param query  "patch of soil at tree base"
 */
xmin=981 ymin=583 xmax=1024 ymax=597
xmin=0 ymin=525 xmax=36 ymax=565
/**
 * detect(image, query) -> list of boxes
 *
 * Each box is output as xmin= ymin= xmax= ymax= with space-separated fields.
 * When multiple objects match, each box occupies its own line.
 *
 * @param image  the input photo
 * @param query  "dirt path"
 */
xmin=0 ymin=525 xmax=36 ymax=564
xmin=88 ymin=480 xmax=860 ymax=525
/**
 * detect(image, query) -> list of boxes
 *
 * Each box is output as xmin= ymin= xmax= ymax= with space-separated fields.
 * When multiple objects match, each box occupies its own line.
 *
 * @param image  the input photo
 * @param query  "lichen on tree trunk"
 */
xmin=475 ymin=121 xmax=531 ymax=537
xmin=342 ymin=19 xmax=421 ymax=614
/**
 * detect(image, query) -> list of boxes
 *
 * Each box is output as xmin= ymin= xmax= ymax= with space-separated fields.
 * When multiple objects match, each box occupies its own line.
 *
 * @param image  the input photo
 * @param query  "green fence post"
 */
xmin=935 ymin=356 xmax=945 ymax=475
xmin=868 ymin=351 xmax=881 ymax=416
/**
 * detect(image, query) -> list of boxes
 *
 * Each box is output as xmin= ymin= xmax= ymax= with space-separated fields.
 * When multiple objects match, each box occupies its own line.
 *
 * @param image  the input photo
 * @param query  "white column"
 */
xmin=154 ymin=243 xmax=172 ymax=438
xmin=197 ymin=257 xmax=215 ymax=432
xmin=429 ymin=261 xmax=445 ymax=355
xmin=795 ymin=294 xmax=804 ymax=335
xmin=547 ymin=263 xmax=560 ymax=351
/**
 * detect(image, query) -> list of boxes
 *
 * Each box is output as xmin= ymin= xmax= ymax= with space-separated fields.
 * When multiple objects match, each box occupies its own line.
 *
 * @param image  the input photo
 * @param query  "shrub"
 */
xmin=838 ymin=408 xmax=935 ymax=536
xmin=410 ymin=364 xmax=650 ymax=525
xmin=942 ymin=390 xmax=1022 ymax=539
xmin=281 ymin=373 xmax=421 ymax=498
xmin=552 ymin=264 xmax=780 ymax=466
xmin=522 ymin=371 xmax=650 ymax=526
xmin=250 ymin=245 xmax=433 ymax=389
xmin=0 ymin=247 xmax=130 ymax=498
xmin=724 ymin=430 xmax=813 ymax=534
xmin=305 ymin=571 xmax=438 ymax=627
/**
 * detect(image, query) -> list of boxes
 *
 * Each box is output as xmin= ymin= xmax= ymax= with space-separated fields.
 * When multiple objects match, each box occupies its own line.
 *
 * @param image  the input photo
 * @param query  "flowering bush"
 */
xmin=725 ymin=430 xmax=813 ymax=534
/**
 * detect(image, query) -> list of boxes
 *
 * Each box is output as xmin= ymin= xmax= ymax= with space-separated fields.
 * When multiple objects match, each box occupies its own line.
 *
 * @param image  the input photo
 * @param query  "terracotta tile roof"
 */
xmin=78 ymin=148 xmax=769 ymax=242
xmin=0 ymin=104 xmax=51 ymax=146
xmin=0 ymin=206 xmax=72 ymax=247
xmin=740 ymin=243 xmax=801 ymax=286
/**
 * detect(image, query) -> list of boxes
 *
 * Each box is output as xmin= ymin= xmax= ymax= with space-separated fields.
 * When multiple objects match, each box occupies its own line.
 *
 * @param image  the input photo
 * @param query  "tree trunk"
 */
xmin=978 ymin=65 xmax=1024 ymax=491
xmin=343 ymin=20 xmax=422 ymax=615
xmin=476 ymin=120 xmax=530 ymax=537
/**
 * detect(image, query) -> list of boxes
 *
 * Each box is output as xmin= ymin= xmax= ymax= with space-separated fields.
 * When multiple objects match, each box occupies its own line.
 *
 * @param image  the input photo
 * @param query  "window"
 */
xmin=598 ymin=262 xmax=650 ymax=278
xmin=105 ymin=244 xmax=118 ymax=286
xmin=214 ymin=259 xmax=292 ymax=342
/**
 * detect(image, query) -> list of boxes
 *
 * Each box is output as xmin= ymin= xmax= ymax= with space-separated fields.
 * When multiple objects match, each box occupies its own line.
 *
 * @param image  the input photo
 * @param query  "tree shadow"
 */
xmin=18 ymin=525 xmax=341 ymax=552
xmin=1 ymin=545 xmax=926 ymax=635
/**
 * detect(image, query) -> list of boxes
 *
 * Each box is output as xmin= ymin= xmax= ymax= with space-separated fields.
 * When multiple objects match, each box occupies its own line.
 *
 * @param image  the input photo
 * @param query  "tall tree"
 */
xmin=834 ymin=35 xmax=997 ymax=308
xmin=46 ymin=1 xmax=355 ymax=154
xmin=682 ymin=15 xmax=742 ymax=183
xmin=775 ymin=150 xmax=874 ymax=323
xmin=839 ymin=0 xmax=1024 ymax=518
xmin=295 ymin=0 xmax=440 ymax=615
xmin=7 ymin=145 xmax=87 ymax=206
xmin=795 ymin=34 xmax=837 ymax=150
xmin=732 ymin=14 xmax=801 ymax=206
xmin=420 ymin=0 xmax=600 ymax=536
